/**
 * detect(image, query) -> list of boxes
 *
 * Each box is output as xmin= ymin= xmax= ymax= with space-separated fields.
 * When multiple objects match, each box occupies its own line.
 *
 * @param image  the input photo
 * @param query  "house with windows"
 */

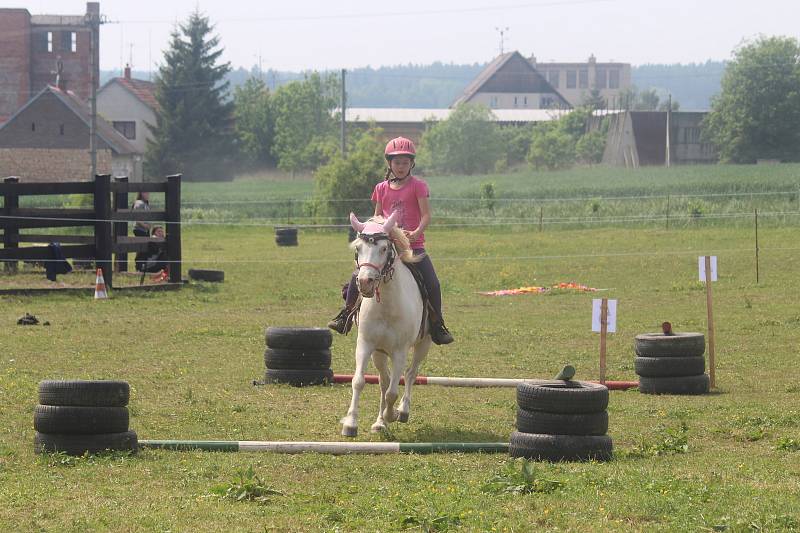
xmin=451 ymin=51 xmax=570 ymax=110
xmin=97 ymin=66 xmax=158 ymax=157
xmin=530 ymin=54 xmax=631 ymax=109
xmin=0 ymin=84 xmax=140 ymax=181
xmin=0 ymin=3 xmax=98 ymax=123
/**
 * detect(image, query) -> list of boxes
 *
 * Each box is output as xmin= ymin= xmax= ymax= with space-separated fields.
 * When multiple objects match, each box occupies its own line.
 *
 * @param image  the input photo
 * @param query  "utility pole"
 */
xmin=665 ymin=94 xmax=672 ymax=167
xmin=85 ymin=3 xmax=104 ymax=180
xmin=495 ymin=27 xmax=509 ymax=55
xmin=340 ymin=68 xmax=346 ymax=157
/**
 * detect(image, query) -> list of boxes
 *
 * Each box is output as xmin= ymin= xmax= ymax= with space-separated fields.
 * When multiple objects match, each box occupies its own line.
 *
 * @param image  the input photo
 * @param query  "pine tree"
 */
xmin=144 ymin=11 xmax=233 ymax=180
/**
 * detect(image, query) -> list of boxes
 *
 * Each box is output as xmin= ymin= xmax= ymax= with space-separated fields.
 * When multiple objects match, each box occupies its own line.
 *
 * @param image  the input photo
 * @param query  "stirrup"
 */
xmin=327 ymin=307 xmax=354 ymax=335
xmin=431 ymin=321 xmax=454 ymax=345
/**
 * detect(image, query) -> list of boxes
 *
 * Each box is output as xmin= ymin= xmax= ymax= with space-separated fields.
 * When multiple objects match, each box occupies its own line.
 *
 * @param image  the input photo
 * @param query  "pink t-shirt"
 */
xmin=371 ymin=176 xmax=429 ymax=249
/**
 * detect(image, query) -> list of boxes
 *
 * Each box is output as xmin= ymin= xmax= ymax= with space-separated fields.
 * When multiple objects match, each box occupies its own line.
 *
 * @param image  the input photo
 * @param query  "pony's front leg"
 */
xmin=370 ymin=350 xmax=391 ymax=433
xmin=382 ymin=349 xmax=407 ymax=423
xmin=341 ymin=339 xmax=373 ymax=437
xmin=399 ymin=336 xmax=431 ymax=423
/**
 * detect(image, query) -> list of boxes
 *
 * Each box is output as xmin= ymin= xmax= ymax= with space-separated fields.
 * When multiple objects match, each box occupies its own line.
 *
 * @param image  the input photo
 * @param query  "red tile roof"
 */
xmin=115 ymin=77 xmax=159 ymax=111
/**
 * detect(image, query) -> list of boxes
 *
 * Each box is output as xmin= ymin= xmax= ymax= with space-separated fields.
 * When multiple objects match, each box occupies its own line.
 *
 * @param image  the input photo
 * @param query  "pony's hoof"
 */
xmin=341 ymin=425 xmax=358 ymax=437
xmin=397 ymin=412 xmax=409 ymax=423
xmin=370 ymin=423 xmax=387 ymax=433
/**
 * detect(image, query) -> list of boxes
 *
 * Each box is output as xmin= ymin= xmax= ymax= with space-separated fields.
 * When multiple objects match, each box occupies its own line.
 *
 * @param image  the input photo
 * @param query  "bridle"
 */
xmin=355 ymin=232 xmax=397 ymax=300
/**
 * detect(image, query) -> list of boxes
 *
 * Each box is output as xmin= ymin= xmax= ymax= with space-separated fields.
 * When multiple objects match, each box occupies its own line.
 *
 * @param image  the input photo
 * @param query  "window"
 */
xmin=38 ymin=32 xmax=53 ymax=52
xmin=61 ymin=31 xmax=77 ymax=52
xmin=113 ymin=121 xmax=136 ymax=140
xmin=59 ymin=124 xmax=65 ymax=135
xmin=540 ymin=96 xmax=554 ymax=108
xmin=548 ymin=70 xmax=559 ymax=88
xmin=47 ymin=31 xmax=53 ymax=52
xmin=490 ymin=96 xmax=499 ymax=108
xmin=579 ymin=69 xmax=588 ymax=89
xmin=31 ymin=122 xmax=36 ymax=132
xmin=609 ymin=70 xmax=620 ymax=89
xmin=566 ymin=70 xmax=577 ymax=89
xmin=596 ymin=69 xmax=607 ymax=89
xmin=514 ymin=96 xmax=518 ymax=107
xmin=523 ymin=96 xmax=528 ymax=106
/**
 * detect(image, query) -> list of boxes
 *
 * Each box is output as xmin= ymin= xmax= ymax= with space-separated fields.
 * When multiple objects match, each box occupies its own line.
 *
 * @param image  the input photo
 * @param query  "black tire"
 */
xmin=275 ymin=236 xmax=298 ymax=247
xmin=188 ymin=269 xmax=224 ymax=282
xmin=265 ymin=368 xmax=333 ymax=387
xmin=638 ymin=374 xmax=710 ymax=395
xmin=516 ymin=380 xmax=609 ymax=414
xmin=516 ymin=408 xmax=608 ymax=436
xmin=509 ymin=431 xmax=613 ymax=462
xmin=264 ymin=348 xmax=332 ymax=370
xmin=265 ymin=327 xmax=333 ymax=350
xmin=34 ymin=431 xmax=138 ymax=456
xmin=38 ymin=380 xmax=129 ymax=407
xmin=275 ymin=227 xmax=298 ymax=237
xmin=635 ymin=356 xmax=705 ymax=378
xmin=34 ymin=405 xmax=129 ymax=435
xmin=634 ymin=332 xmax=705 ymax=358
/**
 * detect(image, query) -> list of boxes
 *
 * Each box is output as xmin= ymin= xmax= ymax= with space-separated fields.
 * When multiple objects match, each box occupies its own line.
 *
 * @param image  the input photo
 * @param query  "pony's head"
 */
xmin=349 ymin=212 xmax=416 ymax=298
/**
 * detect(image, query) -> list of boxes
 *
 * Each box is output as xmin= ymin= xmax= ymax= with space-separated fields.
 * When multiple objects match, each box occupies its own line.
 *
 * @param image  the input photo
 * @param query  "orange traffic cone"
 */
xmin=94 ymin=268 xmax=109 ymax=299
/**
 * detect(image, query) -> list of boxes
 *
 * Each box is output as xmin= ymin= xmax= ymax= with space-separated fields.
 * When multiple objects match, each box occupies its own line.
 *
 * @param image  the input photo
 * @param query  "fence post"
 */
xmin=94 ymin=174 xmax=113 ymax=288
xmin=665 ymin=194 xmax=670 ymax=230
xmin=539 ymin=206 xmax=543 ymax=233
xmin=2 ymin=176 xmax=20 ymax=273
xmin=113 ymin=176 xmax=129 ymax=272
xmin=165 ymin=174 xmax=182 ymax=284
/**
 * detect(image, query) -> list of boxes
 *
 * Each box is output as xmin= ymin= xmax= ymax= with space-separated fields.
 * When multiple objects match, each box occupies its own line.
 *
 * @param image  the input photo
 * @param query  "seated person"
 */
xmin=134 ymin=226 xmax=168 ymax=274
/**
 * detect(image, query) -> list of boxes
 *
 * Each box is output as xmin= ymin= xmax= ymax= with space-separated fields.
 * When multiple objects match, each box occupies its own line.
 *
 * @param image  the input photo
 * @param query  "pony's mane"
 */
xmin=350 ymin=216 xmax=422 ymax=264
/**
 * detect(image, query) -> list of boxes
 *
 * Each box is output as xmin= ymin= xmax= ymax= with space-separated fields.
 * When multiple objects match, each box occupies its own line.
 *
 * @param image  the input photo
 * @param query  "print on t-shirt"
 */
xmin=390 ymin=199 xmax=406 ymax=229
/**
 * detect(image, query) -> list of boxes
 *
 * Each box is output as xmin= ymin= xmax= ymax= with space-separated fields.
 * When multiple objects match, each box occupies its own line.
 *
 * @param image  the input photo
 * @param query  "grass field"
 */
xmin=2 ymin=166 xmax=800 ymax=531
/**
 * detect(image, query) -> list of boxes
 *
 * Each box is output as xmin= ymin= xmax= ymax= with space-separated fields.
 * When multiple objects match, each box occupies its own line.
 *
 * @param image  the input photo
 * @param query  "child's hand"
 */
xmin=403 ymin=229 xmax=418 ymax=241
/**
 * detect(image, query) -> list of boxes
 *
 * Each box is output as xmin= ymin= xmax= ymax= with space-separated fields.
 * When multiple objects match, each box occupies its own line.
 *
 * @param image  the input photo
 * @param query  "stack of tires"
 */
xmin=34 ymin=380 xmax=138 ymax=455
xmin=275 ymin=227 xmax=298 ymax=247
xmin=510 ymin=380 xmax=613 ymax=461
xmin=264 ymin=327 xmax=334 ymax=386
xmin=634 ymin=332 xmax=709 ymax=394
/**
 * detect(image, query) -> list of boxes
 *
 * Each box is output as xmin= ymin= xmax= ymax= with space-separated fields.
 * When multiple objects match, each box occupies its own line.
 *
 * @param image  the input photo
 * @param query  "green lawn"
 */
xmin=2 ymin=217 xmax=800 ymax=530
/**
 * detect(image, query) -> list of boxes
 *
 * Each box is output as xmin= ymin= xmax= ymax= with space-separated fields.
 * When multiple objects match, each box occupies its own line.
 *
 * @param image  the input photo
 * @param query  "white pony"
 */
xmin=340 ymin=211 xmax=432 ymax=437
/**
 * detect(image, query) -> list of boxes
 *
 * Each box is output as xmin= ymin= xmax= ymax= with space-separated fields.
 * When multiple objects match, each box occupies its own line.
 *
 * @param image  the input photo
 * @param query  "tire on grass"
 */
xmin=275 ymin=227 xmax=298 ymax=237
xmin=34 ymin=430 xmax=138 ymax=456
xmin=509 ymin=431 xmax=613 ymax=462
xmin=516 ymin=408 xmax=608 ymax=436
xmin=516 ymin=380 xmax=609 ymax=414
xmin=265 ymin=368 xmax=334 ymax=387
xmin=275 ymin=236 xmax=298 ymax=247
xmin=634 ymin=332 xmax=705 ymax=358
xmin=264 ymin=348 xmax=332 ymax=370
xmin=34 ymin=405 xmax=129 ymax=435
xmin=265 ymin=327 xmax=333 ymax=350
xmin=38 ymin=380 xmax=130 ymax=407
xmin=188 ymin=269 xmax=224 ymax=282
xmin=638 ymin=374 xmax=710 ymax=395
xmin=634 ymin=356 xmax=705 ymax=378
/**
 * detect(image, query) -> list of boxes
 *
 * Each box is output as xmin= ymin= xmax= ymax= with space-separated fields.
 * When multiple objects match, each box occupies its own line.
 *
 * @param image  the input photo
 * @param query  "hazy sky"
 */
xmin=8 ymin=0 xmax=800 ymax=72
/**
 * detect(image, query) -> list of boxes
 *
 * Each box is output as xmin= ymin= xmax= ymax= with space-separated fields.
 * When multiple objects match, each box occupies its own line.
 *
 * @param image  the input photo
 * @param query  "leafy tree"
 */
xmin=576 ymin=130 xmax=607 ymax=164
xmin=144 ymin=11 xmax=233 ymax=181
xmin=233 ymin=77 xmax=274 ymax=167
xmin=312 ymin=126 xmax=385 ymax=221
xmin=527 ymin=124 xmax=575 ymax=170
xmin=582 ymin=88 xmax=606 ymax=110
xmin=703 ymin=35 xmax=800 ymax=163
xmin=636 ymin=89 xmax=660 ymax=110
xmin=271 ymin=72 xmax=340 ymax=174
xmin=418 ymin=103 xmax=503 ymax=174
xmin=496 ymin=124 xmax=535 ymax=167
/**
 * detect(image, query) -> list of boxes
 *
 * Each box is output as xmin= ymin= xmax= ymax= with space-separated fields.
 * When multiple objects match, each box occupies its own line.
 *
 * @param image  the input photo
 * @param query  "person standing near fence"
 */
xmin=132 ymin=191 xmax=151 ymax=237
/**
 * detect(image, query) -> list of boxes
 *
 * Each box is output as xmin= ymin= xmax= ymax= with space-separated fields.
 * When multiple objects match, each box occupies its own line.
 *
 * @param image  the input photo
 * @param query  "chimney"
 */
xmin=86 ymin=2 xmax=100 ymax=17
xmin=124 ymin=64 xmax=131 ymax=80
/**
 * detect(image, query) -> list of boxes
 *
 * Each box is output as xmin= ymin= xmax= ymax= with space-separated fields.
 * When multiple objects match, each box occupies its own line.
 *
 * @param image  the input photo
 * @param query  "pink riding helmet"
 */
xmin=384 ymin=137 xmax=416 ymax=160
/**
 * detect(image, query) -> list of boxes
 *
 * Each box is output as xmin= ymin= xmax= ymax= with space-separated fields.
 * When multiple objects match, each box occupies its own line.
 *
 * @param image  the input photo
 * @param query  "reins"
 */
xmin=355 ymin=232 xmax=397 ymax=302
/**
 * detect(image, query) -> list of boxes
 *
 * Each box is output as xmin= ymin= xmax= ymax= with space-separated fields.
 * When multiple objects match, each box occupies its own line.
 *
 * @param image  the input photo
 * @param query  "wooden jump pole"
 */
xmin=599 ymin=297 xmax=608 ymax=385
xmin=704 ymin=256 xmax=716 ymax=388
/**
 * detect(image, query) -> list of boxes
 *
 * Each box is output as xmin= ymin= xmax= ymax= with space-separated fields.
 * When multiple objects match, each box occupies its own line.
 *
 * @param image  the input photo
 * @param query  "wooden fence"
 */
xmin=0 ymin=174 xmax=181 ymax=288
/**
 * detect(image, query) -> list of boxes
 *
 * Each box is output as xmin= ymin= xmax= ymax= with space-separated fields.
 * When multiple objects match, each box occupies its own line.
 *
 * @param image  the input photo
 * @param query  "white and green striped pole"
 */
xmin=140 ymin=440 xmax=509 ymax=455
